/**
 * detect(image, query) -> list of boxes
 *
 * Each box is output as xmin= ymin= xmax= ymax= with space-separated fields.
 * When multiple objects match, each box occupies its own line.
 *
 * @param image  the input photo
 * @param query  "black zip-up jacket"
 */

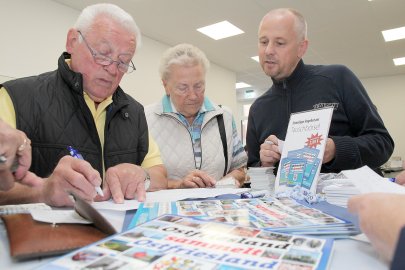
xmin=391 ymin=226 xmax=405 ymax=270
xmin=1 ymin=52 xmax=148 ymax=178
xmin=247 ymin=60 xmax=394 ymax=174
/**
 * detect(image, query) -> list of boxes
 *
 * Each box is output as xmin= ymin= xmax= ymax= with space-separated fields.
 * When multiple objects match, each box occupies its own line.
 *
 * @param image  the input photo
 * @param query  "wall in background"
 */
xmin=0 ymin=0 xmax=238 ymax=121
xmin=363 ymin=74 xmax=405 ymax=160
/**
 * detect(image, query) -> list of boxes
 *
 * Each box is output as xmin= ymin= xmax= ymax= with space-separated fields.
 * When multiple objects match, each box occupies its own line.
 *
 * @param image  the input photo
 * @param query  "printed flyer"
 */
xmin=275 ymin=108 xmax=334 ymax=195
xmin=125 ymin=197 xmax=356 ymax=237
xmin=39 ymin=214 xmax=334 ymax=270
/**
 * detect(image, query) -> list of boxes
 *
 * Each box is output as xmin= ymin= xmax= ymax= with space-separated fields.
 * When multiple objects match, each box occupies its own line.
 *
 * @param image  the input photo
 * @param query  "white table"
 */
xmin=0 ymin=210 xmax=389 ymax=270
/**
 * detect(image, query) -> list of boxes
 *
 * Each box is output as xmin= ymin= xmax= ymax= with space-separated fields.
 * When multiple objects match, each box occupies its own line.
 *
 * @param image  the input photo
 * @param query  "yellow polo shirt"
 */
xmin=0 ymin=86 xmax=162 ymax=169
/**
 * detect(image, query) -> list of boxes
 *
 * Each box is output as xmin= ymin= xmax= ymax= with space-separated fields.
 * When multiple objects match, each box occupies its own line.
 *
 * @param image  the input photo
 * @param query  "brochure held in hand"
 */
xmin=275 ymin=108 xmax=334 ymax=195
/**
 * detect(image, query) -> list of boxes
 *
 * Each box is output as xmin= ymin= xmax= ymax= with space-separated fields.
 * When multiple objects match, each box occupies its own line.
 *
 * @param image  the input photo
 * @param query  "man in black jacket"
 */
xmin=0 ymin=4 xmax=167 ymax=206
xmin=246 ymin=8 xmax=394 ymax=174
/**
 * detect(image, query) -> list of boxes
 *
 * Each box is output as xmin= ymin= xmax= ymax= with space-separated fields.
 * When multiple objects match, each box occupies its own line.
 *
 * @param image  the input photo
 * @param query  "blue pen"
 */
xmin=240 ymin=190 xmax=267 ymax=199
xmin=67 ymin=146 xmax=104 ymax=196
xmin=389 ymin=178 xmax=396 ymax=183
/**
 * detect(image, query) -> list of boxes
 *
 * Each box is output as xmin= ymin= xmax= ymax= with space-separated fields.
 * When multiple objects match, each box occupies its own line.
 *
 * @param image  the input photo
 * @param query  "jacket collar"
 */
xmin=161 ymin=95 xmax=215 ymax=114
xmin=272 ymin=59 xmax=306 ymax=90
xmin=59 ymin=52 xmax=83 ymax=94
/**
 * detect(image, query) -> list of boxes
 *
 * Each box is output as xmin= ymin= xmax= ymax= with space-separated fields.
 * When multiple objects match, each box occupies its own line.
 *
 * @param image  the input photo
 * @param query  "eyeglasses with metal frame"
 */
xmin=77 ymin=30 xmax=136 ymax=74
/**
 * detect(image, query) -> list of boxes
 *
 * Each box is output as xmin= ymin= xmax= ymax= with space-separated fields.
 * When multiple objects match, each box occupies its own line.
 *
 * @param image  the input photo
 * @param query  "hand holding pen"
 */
xmin=39 ymin=154 xmax=103 ymax=207
xmin=68 ymin=146 xmax=104 ymax=196
xmin=393 ymin=170 xmax=405 ymax=186
xmin=68 ymin=146 xmax=150 ymax=204
xmin=260 ymin=135 xmax=282 ymax=167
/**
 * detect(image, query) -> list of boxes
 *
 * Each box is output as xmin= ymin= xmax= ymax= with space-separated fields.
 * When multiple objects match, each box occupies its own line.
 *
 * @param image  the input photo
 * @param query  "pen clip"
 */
xmin=68 ymin=146 xmax=83 ymax=159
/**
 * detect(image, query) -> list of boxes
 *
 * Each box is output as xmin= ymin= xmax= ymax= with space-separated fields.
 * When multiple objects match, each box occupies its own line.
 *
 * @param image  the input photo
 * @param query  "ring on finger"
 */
xmin=18 ymin=138 xmax=28 ymax=152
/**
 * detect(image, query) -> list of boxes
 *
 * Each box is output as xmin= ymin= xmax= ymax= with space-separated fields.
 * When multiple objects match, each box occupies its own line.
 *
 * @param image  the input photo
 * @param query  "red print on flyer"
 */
xmin=305 ymin=133 xmax=323 ymax=148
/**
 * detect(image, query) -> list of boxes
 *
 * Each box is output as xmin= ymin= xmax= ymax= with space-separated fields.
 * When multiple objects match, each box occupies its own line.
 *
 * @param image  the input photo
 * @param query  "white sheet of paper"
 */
xmin=92 ymin=187 xmax=249 ymax=211
xmin=350 ymin=233 xmax=371 ymax=244
xmin=0 ymin=203 xmax=51 ymax=215
xmin=215 ymin=177 xmax=237 ymax=188
xmin=30 ymin=209 xmax=92 ymax=224
xmin=343 ymin=166 xmax=405 ymax=194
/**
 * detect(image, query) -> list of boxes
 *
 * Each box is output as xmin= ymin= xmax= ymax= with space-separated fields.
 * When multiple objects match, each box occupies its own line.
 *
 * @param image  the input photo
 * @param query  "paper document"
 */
xmin=30 ymin=209 xmax=92 ymax=224
xmin=343 ymin=166 xmax=405 ymax=194
xmin=351 ymin=233 xmax=371 ymax=243
xmin=92 ymin=187 xmax=249 ymax=211
xmin=215 ymin=177 xmax=238 ymax=187
xmin=0 ymin=203 xmax=51 ymax=215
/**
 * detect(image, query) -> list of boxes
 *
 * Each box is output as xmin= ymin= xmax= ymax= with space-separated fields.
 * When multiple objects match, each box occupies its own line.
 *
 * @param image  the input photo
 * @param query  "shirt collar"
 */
xmin=84 ymin=91 xmax=113 ymax=117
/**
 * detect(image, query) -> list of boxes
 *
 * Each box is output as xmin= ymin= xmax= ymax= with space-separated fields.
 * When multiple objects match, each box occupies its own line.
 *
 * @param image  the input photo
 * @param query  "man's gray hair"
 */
xmin=159 ymin=43 xmax=210 ymax=81
xmin=74 ymin=3 xmax=142 ymax=49
xmin=287 ymin=8 xmax=307 ymax=41
xmin=260 ymin=8 xmax=307 ymax=41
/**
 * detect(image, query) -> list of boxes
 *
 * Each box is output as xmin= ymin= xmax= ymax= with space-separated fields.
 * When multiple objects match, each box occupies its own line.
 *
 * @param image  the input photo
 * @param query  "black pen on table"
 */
xmin=67 ymin=146 xmax=104 ymax=196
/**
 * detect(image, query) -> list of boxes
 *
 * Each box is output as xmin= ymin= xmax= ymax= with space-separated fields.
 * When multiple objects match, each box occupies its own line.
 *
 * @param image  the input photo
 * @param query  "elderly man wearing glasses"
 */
xmin=0 ymin=4 xmax=167 ymax=206
xmin=145 ymin=44 xmax=247 ymax=189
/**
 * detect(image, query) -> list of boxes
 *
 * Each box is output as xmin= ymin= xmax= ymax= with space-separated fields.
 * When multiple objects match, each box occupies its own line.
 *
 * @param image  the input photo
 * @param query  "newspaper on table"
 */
xmin=126 ymin=197 xmax=357 ymax=237
xmin=39 ymin=214 xmax=334 ymax=270
xmin=275 ymin=108 xmax=334 ymax=195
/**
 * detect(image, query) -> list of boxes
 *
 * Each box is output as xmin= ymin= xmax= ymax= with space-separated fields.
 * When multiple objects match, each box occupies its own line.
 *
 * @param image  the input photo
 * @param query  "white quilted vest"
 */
xmin=145 ymin=102 xmax=237 ymax=181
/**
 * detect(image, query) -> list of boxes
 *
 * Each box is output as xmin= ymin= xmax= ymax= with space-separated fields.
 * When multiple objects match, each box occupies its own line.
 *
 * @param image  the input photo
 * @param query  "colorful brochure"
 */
xmin=275 ymin=108 xmax=334 ymax=195
xmin=125 ymin=197 xmax=356 ymax=237
xmin=40 ymin=214 xmax=334 ymax=270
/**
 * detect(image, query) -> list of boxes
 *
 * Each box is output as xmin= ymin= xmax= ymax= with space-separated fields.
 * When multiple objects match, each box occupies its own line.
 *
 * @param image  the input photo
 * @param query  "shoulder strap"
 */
xmin=216 ymin=108 xmax=228 ymax=177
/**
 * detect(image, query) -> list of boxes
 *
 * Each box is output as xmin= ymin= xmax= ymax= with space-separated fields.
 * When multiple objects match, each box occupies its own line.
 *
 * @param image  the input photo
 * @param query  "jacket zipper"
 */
xmin=164 ymin=114 xmax=199 ymax=170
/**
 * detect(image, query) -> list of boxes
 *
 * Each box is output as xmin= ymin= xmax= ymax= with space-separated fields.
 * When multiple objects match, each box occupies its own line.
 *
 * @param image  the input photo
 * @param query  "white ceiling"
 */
xmin=53 ymin=0 xmax=405 ymax=93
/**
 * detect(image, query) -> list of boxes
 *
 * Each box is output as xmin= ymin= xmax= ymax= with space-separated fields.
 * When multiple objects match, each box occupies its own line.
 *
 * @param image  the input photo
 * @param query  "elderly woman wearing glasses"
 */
xmin=145 ymin=44 xmax=247 ymax=189
xmin=0 ymin=4 xmax=167 ymax=206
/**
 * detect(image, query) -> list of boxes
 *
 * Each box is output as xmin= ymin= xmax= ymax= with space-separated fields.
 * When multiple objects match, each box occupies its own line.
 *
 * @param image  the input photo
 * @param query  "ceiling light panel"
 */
xmin=393 ymin=57 xmax=405 ymax=66
xmin=236 ymin=82 xmax=251 ymax=89
xmin=382 ymin=26 xmax=405 ymax=42
xmin=251 ymin=56 xmax=260 ymax=62
xmin=197 ymin=21 xmax=244 ymax=40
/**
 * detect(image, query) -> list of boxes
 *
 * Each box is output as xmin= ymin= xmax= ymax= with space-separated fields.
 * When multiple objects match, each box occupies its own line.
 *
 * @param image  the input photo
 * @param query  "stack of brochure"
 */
xmin=39 ymin=214 xmax=334 ymax=270
xmin=126 ymin=197 xmax=359 ymax=238
xmin=248 ymin=167 xmax=276 ymax=194
xmin=316 ymin=173 xmax=359 ymax=207
xmin=321 ymin=181 xmax=359 ymax=207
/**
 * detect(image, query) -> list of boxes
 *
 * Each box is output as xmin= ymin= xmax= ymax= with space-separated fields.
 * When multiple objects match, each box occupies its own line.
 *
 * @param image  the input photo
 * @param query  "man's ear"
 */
xmin=66 ymin=28 xmax=78 ymax=54
xmin=298 ymin=39 xmax=308 ymax=59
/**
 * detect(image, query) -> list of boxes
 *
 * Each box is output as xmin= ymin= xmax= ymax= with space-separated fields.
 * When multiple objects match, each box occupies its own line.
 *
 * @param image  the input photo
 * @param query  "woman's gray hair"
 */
xmin=159 ymin=43 xmax=210 ymax=81
xmin=74 ymin=3 xmax=142 ymax=49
